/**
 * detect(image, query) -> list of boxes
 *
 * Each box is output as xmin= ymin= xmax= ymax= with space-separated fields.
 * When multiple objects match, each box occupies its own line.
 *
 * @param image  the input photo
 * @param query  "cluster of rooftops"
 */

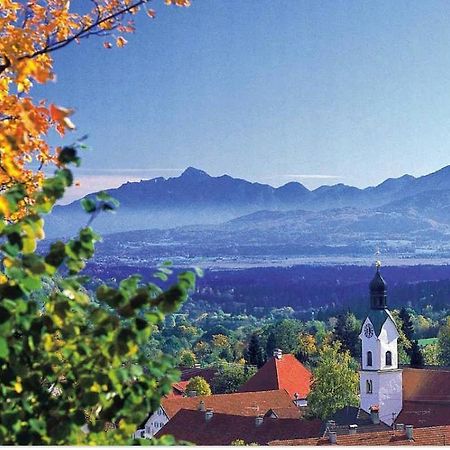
xmin=137 ymin=351 xmax=450 ymax=445
xmin=134 ymin=268 xmax=450 ymax=445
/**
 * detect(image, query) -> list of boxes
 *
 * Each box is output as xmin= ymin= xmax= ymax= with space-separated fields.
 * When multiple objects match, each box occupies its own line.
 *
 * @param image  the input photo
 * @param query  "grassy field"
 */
xmin=418 ymin=337 xmax=438 ymax=347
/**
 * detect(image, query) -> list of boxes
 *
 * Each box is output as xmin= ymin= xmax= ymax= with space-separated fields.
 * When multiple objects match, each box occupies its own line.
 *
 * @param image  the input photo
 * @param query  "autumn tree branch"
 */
xmin=0 ymin=0 xmax=148 ymax=76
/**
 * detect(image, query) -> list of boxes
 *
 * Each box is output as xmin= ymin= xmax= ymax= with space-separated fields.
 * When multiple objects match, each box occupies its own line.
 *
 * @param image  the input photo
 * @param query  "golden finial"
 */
xmin=375 ymin=249 xmax=381 ymax=270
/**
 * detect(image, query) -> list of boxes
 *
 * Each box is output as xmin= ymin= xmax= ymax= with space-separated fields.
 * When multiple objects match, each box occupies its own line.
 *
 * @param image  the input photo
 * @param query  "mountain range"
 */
xmin=45 ymin=165 xmax=450 ymax=260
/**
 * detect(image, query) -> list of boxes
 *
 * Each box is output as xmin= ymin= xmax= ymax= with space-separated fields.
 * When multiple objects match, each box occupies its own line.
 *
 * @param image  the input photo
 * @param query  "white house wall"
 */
xmin=138 ymin=406 xmax=169 ymax=438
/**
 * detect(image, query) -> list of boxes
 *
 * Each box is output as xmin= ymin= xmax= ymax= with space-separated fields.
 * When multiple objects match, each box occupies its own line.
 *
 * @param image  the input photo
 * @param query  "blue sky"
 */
xmin=36 ymin=1 xmax=450 ymax=201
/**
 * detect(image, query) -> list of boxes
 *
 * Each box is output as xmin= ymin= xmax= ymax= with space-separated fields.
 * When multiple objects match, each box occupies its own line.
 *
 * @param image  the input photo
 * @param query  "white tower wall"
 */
xmin=359 ymin=314 xmax=403 ymax=426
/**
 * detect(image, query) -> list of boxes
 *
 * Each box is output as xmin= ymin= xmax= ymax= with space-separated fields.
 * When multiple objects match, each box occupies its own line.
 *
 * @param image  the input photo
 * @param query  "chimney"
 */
xmin=395 ymin=423 xmax=404 ymax=432
xmin=329 ymin=431 xmax=337 ymax=445
xmin=273 ymin=348 xmax=282 ymax=359
xmin=198 ymin=400 xmax=206 ymax=412
xmin=370 ymin=405 xmax=380 ymax=425
xmin=405 ymin=425 xmax=414 ymax=441
xmin=255 ymin=415 xmax=264 ymax=427
xmin=187 ymin=390 xmax=197 ymax=397
xmin=205 ymin=409 xmax=213 ymax=422
xmin=348 ymin=424 xmax=358 ymax=435
xmin=326 ymin=420 xmax=336 ymax=432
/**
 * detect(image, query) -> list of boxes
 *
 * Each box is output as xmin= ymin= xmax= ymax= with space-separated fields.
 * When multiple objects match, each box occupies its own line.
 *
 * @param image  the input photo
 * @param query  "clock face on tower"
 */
xmin=364 ymin=323 xmax=374 ymax=338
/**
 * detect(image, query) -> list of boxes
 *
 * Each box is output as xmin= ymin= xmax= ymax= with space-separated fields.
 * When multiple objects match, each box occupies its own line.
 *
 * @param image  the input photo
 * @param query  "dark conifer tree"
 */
xmin=399 ymin=307 xmax=415 ymax=356
xmin=265 ymin=331 xmax=277 ymax=359
xmin=246 ymin=333 xmax=266 ymax=368
xmin=332 ymin=312 xmax=361 ymax=358
xmin=410 ymin=340 xmax=424 ymax=368
xmin=399 ymin=307 xmax=415 ymax=343
xmin=296 ymin=348 xmax=308 ymax=364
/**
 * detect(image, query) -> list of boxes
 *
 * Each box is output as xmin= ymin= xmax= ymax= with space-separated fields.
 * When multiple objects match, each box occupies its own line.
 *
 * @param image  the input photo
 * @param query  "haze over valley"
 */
xmin=45 ymin=165 xmax=450 ymax=267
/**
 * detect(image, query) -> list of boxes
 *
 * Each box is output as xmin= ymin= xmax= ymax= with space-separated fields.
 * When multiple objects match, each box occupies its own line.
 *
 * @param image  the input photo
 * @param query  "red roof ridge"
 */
xmin=274 ymin=356 xmax=281 ymax=391
xmin=160 ymin=389 xmax=297 ymax=419
xmin=163 ymin=388 xmax=284 ymax=404
xmin=404 ymin=366 xmax=450 ymax=373
xmin=239 ymin=353 xmax=312 ymax=399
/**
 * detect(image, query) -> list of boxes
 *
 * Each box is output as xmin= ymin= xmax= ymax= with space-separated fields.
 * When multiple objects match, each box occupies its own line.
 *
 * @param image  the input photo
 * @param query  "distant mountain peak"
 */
xmin=47 ymin=164 xmax=450 ymax=240
xmin=180 ymin=167 xmax=211 ymax=180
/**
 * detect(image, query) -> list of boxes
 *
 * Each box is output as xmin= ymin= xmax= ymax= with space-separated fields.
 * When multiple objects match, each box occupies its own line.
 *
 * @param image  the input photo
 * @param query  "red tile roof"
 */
xmin=394 ymin=368 xmax=450 ymax=428
xmin=402 ymin=368 xmax=450 ymax=403
xmin=166 ymin=381 xmax=189 ymax=398
xmin=161 ymin=389 xmax=300 ymax=419
xmin=239 ymin=354 xmax=312 ymax=398
xmin=264 ymin=407 xmax=303 ymax=419
xmin=155 ymin=409 xmax=322 ymax=445
xmin=396 ymin=401 xmax=450 ymax=428
xmin=270 ymin=425 xmax=450 ymax=446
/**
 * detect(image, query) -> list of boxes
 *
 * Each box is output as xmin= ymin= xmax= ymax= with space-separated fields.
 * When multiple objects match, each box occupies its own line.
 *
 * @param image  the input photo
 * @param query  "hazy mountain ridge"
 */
xmin=44 ymin=166 xmax=450 ymax=256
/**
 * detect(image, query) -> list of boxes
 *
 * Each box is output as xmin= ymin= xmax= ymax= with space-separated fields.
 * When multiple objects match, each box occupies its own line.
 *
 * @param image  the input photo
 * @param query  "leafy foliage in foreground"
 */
xmin=0 ymin=1 xmax=195 ymax=444
xmin=0 ymin=147 xmax=196 ymax=444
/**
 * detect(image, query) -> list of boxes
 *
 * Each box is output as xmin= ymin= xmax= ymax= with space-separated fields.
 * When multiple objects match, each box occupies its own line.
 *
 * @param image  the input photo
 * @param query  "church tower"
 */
xmin=359 ymin=264 xmax=403 ymax=426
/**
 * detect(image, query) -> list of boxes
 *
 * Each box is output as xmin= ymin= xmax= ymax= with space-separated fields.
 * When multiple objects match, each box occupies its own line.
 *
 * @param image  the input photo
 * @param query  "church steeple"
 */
xmin=359 ymin=262 xmax=402 ymax=426
xmin=370 ymin=263 xmax=387 ymax=310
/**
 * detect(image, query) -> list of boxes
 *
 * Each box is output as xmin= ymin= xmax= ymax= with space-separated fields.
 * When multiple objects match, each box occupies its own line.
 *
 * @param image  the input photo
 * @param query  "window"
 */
xmin=367 ymin=351 xmax=373 ymax=367
xmin=386 ymin=351 xmax=392 ymax=366
xmin=366 ymin=380 xmax=373 ymax=394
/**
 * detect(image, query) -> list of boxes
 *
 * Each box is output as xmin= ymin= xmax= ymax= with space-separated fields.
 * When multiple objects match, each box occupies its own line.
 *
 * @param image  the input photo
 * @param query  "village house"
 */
xmin=137 ymin=388 xmax=304 ymax=439
xmin=136 ymin=347 xmax=313 ymax=439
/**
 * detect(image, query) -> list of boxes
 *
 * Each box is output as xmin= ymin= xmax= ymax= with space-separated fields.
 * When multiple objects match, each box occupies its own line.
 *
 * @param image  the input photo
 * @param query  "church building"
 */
xmin=324 ymin=264 xmax=449 ymax=436
xmin=359 ymin=263 xmax=402 ymax=425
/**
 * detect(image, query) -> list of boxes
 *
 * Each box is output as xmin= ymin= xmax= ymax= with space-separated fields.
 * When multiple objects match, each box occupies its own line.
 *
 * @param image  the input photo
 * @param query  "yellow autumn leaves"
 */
xmin=0 ymin=0 xmax=191 ymax=218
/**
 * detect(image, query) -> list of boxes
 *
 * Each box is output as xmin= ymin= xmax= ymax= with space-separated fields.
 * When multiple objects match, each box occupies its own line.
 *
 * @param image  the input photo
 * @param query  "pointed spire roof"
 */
xmin=369 ymin=265 xmax=388 ymax=310
xmin=369 ymin=266 xmax=387 ymax=294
